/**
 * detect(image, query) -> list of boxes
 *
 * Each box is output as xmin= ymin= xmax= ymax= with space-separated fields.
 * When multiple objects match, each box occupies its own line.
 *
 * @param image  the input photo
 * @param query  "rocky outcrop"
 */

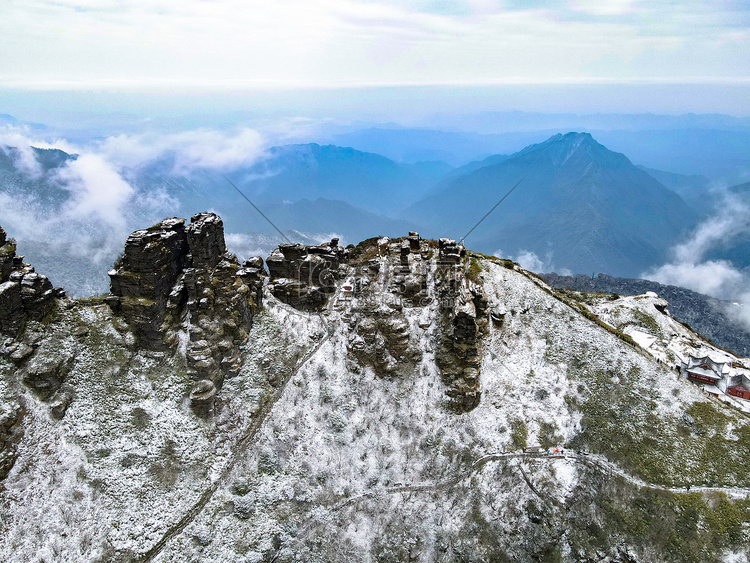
xmin=0 ymin=225 xmax=58 ymax=336
xmin=339 ymin=234 xmax=484 ymax=398
xmin=349 ymin=312 xmax=419 ymax=377
xmin=107 ymin=213 xmax=265 ymax=407
xmin=344 ymin=235 xmax=430 ymax=377
xmin=266 ymin=238 xmax=349 ymax=311
xmin=438 ymin=237 xmax=464 ymax=265
xmin=0 ymin=398 xmax=24 ymax=481
xmin=435 ymin=240 xmax=482 ymax=412
xmin=107 ymin=217 xmax=190 ymax=348
xmin=17 ymin=344 xmax=76 ymax=401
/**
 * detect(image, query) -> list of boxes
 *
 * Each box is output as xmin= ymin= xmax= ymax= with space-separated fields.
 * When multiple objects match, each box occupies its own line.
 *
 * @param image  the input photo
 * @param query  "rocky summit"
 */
xmin=106 ymin=212 xmax=265 ymax=406
xmin=0 ymin=224 xmax=60 ymax=337
xmin=1 ymin=213 xmax=750 ymax=562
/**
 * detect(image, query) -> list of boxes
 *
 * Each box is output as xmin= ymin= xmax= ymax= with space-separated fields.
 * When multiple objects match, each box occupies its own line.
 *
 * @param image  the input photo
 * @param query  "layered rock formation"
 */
xmin=435 ymin=239 xmax=483 ymax=412
xmin=107 ymin=217 xmax=189 ymax=348
xmin=340 ymin=235 xmax=430 ymax=378
xmin=0 ymin=224 xmax=58 ymax=336
xmin=0 ymin=225 xmax=64 ymax=478
xmin=0 ymin=397 xmax=23 ymax=481
xmin=107 ymin=212 xmax=265 ymax=406
xmin=266 ymin=238 xmax=349 ymax=310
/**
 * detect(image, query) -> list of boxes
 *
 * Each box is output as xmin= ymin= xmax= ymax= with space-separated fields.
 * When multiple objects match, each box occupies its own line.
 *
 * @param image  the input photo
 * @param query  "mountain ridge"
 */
xmin=404 ymin=131 xmax=699 ymax=277
xmin=541 ymin=272 xmax=750 ymax=357
xmin=2 ymin=213 xmax=750 ymax=561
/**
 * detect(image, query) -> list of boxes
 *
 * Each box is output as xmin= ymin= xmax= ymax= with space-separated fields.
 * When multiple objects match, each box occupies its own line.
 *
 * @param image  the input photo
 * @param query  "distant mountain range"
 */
xmin=636 ymin=165 xmax=711 ymax=213
xmin=135 ymin=143 xmax=448 ymax=217
xmin=2 ymin=128 xmax=749 ymax=295
xmin=235 ymin=143 xmax=447 ymax=214
xmin=129 ymin=144 xmax=425 ymax=240
xmin=327 ymin=121 xmax=750 ymax=183
xmin=324 ymin=127 xmax=543 ymax=165
xmin=404 ymin=132 xmax=699 ymax=277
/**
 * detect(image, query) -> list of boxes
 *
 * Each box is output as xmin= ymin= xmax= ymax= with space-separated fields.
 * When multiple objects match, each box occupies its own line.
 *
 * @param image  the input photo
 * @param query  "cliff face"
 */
xmin=1 ymin=213 xmax=750 ymax=562
xmin=0 ymin=224 xmax=58 ymax=336
xmin=106 ymin=212 xmax=264 ymax=408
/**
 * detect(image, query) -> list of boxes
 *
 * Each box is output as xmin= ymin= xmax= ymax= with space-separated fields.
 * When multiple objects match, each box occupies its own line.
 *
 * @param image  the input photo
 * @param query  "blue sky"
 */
xmin=0 ymin=0 xmax=748 ymax=118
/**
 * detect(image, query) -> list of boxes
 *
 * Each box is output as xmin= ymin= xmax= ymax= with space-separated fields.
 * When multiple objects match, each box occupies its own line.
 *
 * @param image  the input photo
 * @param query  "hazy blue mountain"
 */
xmin=129 ymin=150 xmax=423 ymax=241
xmin=133 ymin=143 xmax=453 ymax=217
xmin=0 ymin=113 xmax=47 ymax=131
xmin=0 ymin=146 xmax=76 ymax=206
xmin=223 ymin=143 xmax=446 ymax=215
xmin=636 ymin=165 xmax=712 ymax=213
xmin=324 ymin=118 xmax=750 ymax=184
xmin=325 ymin=127 xmax=547 ymax=165
xmin=404 ymin=132 xmax=699 ymax=277
xmin=0 ymin=114 xmax=20 ymax=126
xmin=420 ymin=153 xmax=512 ymax=199
xmin=442 ymin=153 xmax=511 ymax=181
xmin=258 ymin=198 xmax=418 ymax=242
xmin=592 ymin=128 xmax=750 ymax=183
xmin=400 ymin=160 xmax=455 ymax=185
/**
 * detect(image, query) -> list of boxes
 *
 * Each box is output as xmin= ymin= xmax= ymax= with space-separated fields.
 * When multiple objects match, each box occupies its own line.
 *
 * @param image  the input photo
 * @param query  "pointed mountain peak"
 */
xmin=513 ymin=131 xmax=617 ymax=167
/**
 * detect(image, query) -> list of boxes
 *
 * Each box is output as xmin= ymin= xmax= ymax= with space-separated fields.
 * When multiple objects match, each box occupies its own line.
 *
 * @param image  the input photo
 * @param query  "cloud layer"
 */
xmin=0 ymin=125 xmax=271 ymax=273
xmin=0 ymin=0 xmax=747 ymax=89
xmin=644 ymin=191 xmax=750 ymax=331
xmin=98 ymin=128 xmax=267 ymax=173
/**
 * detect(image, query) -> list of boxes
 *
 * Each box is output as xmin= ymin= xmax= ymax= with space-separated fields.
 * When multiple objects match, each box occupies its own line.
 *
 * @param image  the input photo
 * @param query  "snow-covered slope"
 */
xmin=2 ymin=217 xmax=750 ymax=562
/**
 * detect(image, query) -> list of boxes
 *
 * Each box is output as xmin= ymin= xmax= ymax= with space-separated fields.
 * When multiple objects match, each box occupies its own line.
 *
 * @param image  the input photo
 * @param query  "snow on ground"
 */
xmin=151 ymin=258 xmax=719 ymax=561
xmin=587 ymin=291 xmax=750 ymax=414
xmin=3 ymin=254 xmax=750 ymax=561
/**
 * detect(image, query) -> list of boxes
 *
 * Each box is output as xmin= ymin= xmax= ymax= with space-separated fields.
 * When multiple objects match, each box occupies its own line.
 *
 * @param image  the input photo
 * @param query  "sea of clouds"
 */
xmin=0 ymin=124 xmax=276 ymax=257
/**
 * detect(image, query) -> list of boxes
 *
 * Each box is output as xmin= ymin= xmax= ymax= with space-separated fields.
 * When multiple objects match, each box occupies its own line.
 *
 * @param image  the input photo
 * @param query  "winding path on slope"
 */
xmin=330 ymin=450 xmax=750 ymax=513
xmin=280 ymin=448 xmax=750 ymax=558
xmin=137 ymin=294 xmax=336 ymax=563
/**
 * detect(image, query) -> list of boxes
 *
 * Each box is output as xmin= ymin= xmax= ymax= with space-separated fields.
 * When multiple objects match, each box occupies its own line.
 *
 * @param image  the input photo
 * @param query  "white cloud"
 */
xmin=0 ymin=0 xmax=747 ymax=89
xmin=166 ymin=129 xmax=266 ymax=173
xmin=97 ymin=128 xmax=267 ymax=173
xmin=0 ymin=127 xmax=177 ymax=264
xmin=0 ymin=124 xmax=287 ymax=274
xmin=510 ymin=249 xmax=571 ymax=275
xmin=672 ymin=195 xmax=750 ymax=263
xmin=515 ymin=250 xmax=546 ymax=272
xmin=569 ymin=0 xmax=635 ymax=16
xmin=0 ymin=127 xmax=44 ymax=179
xmin=54 ymin=154 xmax=134 ymax=232
xmin=645 ymin=260 xmax=745 ymax=299
xmin=643 ymin=190 xmax=750 ymax=330
xmin=0 ymin=191 xmax=41 ymax=240
xmin=494 ymin=248 xmax=570 ymax=274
